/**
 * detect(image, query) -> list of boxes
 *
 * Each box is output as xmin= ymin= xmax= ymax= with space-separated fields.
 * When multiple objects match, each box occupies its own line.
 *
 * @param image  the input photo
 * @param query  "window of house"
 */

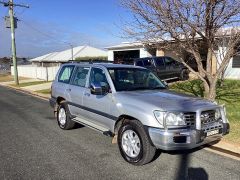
xmin=232 ymin=55 xmax=240 ymax=68
xmin=58 ymin=65 xmax=74 ymax=83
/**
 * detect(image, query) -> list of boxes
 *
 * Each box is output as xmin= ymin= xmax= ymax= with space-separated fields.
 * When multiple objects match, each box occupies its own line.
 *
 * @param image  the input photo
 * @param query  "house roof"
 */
xmin=105 ymin=42 xmax=144 ymax=50
xmin=30 ymin=45 xmax=107 ymax=62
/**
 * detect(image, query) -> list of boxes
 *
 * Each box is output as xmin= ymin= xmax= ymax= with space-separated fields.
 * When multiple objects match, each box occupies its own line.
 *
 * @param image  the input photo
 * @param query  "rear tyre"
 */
xmin=57 ymin=102 xmax=75 ymax=130
xmin=117 ymin=120 xmax=156 ymax=166
xmin=180 ymin=69 xmax=189 ymax=80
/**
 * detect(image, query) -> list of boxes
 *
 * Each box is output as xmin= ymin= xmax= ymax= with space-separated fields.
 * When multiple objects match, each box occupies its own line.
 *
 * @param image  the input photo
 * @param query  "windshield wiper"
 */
xmin=150 ymin=86 xmax=166 ymax=90
xmin=128 ymin=87 xmax=149 ymax=91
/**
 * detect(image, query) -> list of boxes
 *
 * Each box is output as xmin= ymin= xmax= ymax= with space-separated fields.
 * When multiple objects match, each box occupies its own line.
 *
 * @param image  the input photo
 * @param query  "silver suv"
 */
xmin=50 ymin=63 xmax=230 ymax=165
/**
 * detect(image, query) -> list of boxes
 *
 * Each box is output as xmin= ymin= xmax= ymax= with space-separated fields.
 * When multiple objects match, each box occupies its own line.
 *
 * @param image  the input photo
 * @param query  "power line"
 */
xmin=19 ymin=19 xmax=74 ymax=60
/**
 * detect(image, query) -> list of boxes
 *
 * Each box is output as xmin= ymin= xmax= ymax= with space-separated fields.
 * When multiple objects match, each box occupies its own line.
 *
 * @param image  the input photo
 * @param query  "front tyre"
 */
xmin=57 ymin=102 xmax=75 ymax=130
xmin=118 ymin=120 xmax=156 ymax=165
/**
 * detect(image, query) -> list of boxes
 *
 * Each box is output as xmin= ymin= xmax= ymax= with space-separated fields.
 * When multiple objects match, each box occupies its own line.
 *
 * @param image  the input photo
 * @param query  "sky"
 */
xmin=0 ymin=0 xmax=132 ymax=57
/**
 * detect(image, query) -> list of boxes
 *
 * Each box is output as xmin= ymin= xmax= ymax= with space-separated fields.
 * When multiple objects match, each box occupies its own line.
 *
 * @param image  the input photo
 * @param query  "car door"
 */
xmin=54 ymin=65 xmax=75 ymax=103
xmin=164 ymin=57 xmax=181 ymax=78
xmin=81 ymin=67 xmax=115 ymax=130
xmin=153 ymin=57 xmax=167 ymax=79
xmin=67 ymin=66 xmax=90 ymax=117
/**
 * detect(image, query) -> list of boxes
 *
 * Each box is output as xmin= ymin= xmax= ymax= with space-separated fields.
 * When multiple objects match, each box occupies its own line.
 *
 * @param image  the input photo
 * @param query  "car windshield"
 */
xmin=108 ymin=68 xmax=166 ymax=91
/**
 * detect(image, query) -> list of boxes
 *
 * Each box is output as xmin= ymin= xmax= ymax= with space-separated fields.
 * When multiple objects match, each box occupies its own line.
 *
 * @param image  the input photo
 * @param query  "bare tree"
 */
xmin=121 ymin=0 xmax=240 ymax=100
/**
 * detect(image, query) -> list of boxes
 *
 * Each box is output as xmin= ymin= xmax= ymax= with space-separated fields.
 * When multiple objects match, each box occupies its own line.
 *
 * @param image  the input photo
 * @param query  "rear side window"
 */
xmin=143 ymin=59 xmax=152 ymax=66
xmin=71 ymin=67 xmax=90 ymax=87
xmin=164 ymin=57 xmax=175 ymax=65
xmin=58 ymin=65 xmax=74 ymax=84
xmin=155 ymin=58 xmax=165 ymax=66
xmin=136 ymin=60 xmax=144 ymax=66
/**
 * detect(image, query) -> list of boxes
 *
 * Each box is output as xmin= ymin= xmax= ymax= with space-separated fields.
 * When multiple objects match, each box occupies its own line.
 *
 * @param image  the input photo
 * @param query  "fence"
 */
xmin=11 ymin=65 xmax=60 ymax=81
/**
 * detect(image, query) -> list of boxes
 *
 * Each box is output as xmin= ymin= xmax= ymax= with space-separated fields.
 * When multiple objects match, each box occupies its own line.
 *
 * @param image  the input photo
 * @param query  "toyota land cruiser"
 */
xmin=49 ymin=63 xmax=229 ymax=165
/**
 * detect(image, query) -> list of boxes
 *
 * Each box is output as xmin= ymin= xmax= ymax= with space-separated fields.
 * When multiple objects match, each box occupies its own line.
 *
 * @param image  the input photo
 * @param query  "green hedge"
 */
xmin=75 ymin=56 xmax=107 ymax=61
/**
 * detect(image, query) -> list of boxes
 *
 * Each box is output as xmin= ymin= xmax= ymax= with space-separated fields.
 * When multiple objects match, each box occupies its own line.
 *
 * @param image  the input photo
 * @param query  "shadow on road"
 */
xmin=158 ymin=144 xmax=212 ymax=180
xmin=173 ymin=153 xmax=208 ymax=180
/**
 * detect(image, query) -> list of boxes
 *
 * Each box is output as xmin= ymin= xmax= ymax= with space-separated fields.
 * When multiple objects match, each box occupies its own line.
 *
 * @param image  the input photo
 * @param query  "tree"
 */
xmin=121 ymin=0 xmax=240 ymax=100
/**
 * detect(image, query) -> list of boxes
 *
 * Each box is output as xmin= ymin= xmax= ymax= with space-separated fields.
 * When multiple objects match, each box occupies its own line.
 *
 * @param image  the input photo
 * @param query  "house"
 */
xmin=12 ymin=45 xmax=107 ymax=81
xmin=30 ymin=45 xmax=107 ymax=67
xmin=106 ymin=42 xmax=240 ymax=79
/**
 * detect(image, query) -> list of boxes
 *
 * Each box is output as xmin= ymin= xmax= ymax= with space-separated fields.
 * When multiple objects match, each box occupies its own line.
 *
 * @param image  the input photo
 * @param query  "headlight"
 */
xmin=165 ymin=112 xmax=186 ymax=126
xmin=153 ymin=111 xmax=164 ymax=125
xmin=154 ymin=111 xmax=186 ymax=126
xmin=215 ymin=108 xmax=221 ymax=120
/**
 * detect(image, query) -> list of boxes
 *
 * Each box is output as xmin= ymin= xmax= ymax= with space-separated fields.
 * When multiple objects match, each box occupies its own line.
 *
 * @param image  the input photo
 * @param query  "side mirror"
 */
xmin=90 ymin=82 xmax=103 ymax=95
xmin=90 ymin=82 xmax=109 ymax=95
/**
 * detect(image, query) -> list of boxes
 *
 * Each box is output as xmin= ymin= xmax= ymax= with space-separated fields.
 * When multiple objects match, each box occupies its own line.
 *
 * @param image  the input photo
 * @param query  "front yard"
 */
xmin=170 ymin=79 xmax=240 ymax=144
xmin=11 ymin=81 xmax=48 ymax=87
xmin=0 ymin=74 xmax=28 ymax=82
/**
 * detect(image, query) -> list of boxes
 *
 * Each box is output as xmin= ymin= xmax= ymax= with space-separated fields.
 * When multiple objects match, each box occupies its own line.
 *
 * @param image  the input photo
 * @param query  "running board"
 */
xmin=72 ymin=117 xmax=112 ymax=136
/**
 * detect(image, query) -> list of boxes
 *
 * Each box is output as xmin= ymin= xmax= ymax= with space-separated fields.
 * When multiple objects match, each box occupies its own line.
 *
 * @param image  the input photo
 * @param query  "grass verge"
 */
xmin=0 ymin=74 xmax=28 ymax=82
xmin=35 ymin=89 xmax=51 ymax=94
xmin=11 ymin=81 xmax=49 ymax=87
xmin=170 ymin=79 xmax=240 ymax=144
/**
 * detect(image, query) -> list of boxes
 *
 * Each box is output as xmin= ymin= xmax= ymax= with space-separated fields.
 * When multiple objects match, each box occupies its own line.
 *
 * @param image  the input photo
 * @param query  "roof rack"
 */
xmin=67 ymin=60 xmax=113 ymax=64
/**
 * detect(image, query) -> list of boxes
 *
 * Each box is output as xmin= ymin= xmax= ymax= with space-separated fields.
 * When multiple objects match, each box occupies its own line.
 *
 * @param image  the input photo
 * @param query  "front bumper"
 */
xmin=148 ymin=123 xmax=230 ymax=150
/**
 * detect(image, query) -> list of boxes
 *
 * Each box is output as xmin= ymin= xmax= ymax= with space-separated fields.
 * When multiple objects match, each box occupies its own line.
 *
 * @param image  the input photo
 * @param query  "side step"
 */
xmin=72 ymin=117 xmax=113 ymax=136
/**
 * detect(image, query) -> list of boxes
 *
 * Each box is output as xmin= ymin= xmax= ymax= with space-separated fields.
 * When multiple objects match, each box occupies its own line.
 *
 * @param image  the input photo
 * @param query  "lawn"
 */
xmin=11 ymin=81 xmax=48 ymax=87
xmin=35 ymin=89 xmax=51 ymax=94
xmin=170 ymin=79 xmax=240 ymax=144
xmin=0 ymin=74 xmax=28 ymax=82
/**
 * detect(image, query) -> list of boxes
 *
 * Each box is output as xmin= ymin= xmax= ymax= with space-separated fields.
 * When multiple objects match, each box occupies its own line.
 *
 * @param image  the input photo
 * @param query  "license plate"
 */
xmin=207 ymin=129 xmax=219 ymax=137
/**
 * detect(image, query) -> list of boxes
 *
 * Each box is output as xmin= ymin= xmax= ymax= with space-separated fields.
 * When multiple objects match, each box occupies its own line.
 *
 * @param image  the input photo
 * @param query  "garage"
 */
xmin=113 ymin=50 xmax=140 ymax=64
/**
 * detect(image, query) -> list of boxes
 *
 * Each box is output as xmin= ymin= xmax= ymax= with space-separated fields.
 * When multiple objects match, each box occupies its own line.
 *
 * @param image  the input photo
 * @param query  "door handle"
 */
xmin=84 ymin=92 xmax=90 ymax=97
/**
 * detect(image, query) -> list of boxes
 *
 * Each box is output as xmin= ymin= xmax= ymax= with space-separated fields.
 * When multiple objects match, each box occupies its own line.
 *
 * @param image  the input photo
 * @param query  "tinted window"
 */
xmin=58 ymin=65 xmax=74 ymax=83
xmin=136 ymin=60 xmax=144 ymax=66
xmin=143 ymin=59 xmax=152 ymax=66
xmin=155 ymin=58 xmax=165 ymax=66
xmin=89 ymin=68 xmax=109 ymax=87
xmin=71 ymin=67 xmax=89 ymax=87
xmin=164 ymin=57 xmax=175 ymax=65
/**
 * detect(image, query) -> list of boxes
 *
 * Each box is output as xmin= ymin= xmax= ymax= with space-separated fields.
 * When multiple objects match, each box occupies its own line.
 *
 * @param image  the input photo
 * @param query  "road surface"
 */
xmin=0 ymin=85 xmax=239 ymax=180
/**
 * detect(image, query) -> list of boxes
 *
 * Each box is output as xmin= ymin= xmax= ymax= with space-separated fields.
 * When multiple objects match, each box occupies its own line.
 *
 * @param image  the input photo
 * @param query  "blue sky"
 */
xmin=0 ymin=0 xmax=131 ymax=57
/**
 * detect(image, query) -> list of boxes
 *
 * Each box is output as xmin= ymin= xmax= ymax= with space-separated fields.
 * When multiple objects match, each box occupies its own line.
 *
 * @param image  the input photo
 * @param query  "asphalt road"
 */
xmin=0 ymin=85 xmax=239 ymax=180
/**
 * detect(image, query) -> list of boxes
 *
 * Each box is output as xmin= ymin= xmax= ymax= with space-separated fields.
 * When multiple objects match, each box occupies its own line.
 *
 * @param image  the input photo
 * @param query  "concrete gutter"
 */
xmin=0 ymin=82 xmax=239 ymax=160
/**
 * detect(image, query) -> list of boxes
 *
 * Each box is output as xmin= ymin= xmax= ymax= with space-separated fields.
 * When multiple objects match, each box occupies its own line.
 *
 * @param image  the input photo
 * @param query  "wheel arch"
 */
xmin=114 ymin=115 xmax=138 ymax=135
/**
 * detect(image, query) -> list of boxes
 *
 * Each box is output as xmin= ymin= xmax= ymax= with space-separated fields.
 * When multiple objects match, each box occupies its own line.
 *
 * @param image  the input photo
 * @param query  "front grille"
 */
xmin=201 ymin=110 xmax=222 ymax=132
xmin=201 ymin=110 xmax=216 ymax=125
xmin=183 ymin=112 xmax=196 ymax=128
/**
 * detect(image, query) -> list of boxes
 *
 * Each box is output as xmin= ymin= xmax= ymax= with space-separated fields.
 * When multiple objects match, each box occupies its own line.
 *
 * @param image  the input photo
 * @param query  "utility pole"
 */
xmin=0 ymin=0 xmax=29 ymax=85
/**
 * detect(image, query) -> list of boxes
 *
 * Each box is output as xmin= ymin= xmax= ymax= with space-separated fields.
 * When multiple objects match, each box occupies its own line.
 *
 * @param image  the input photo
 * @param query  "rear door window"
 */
xmin=58 ymin=65 xmax=74 ymax=84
